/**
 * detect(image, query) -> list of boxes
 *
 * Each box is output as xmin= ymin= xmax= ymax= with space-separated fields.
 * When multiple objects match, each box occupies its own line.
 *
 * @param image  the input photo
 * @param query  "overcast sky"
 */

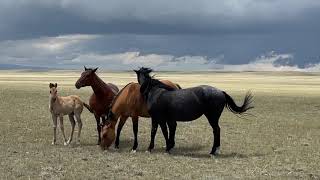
xmin=0 ymin=0 xmax=320 ymax=71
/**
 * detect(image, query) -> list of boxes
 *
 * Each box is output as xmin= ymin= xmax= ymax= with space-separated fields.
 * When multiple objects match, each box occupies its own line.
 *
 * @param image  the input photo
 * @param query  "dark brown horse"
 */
xmin=100 ymin=80 xmax=181 ymax=151
xmin=75 ymin=67 xmax=119 ymax=144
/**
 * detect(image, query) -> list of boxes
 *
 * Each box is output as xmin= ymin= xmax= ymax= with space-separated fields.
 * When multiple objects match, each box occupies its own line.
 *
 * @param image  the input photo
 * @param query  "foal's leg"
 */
xmin=74 ymin=113 xmax=83 ymax=144
xmin=167 ymin=120 xmax=177 ymax=151
xmin=148 ymin=118 xmax=158 ymax=152
xmin=67 ymin=113 xmax=76 ymax=144
xmin=94 ymin=114 xmax=101 ymax=145
xmin=59 ymin=116 xmax=68 ymax=146
xmin=51 ymin=114 xmax=57 ymax=145
xmin=131 ymin=117 xmax=139 ymax=152
xmin=115 ymin=116 xmax=127 ymax=149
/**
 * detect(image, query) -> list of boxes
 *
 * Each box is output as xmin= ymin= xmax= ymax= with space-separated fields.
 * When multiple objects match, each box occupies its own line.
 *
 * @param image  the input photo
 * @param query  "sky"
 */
xmin=0 ymin=0 xmax=320 ymax=71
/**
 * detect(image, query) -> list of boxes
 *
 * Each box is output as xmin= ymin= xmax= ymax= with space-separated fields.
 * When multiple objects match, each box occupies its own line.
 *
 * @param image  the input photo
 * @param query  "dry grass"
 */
xmin=0 ymin=70 xmax=320 ymax=179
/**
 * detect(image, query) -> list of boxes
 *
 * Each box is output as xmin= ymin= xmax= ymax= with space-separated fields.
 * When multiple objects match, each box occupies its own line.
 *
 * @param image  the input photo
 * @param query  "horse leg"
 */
xmin=167 ymin=120 xmax=177 ymax=151
xmin=94 ymin=114 xmax=101 ymax=145
xmin=74 ymin=113 xmax=83 ymax=144
xmin=115 ymin=116 xmax=127 ymax=149
xmin=148 ymin=118 xmax=158 ymax=152
xmin=67 ymin=113 xmax=76 ymax=144
xmin=205 ymin=110 xmax=223 ymax=156
xmin=131 ymin=117 xmax=139 ymax=152
xmin=158 ymin=121 xmax=170 ymax=152
xmin=59 ymin=116 xmax=68 ymax=146
xmin=51 ymin=114 xmax=57 ymax=145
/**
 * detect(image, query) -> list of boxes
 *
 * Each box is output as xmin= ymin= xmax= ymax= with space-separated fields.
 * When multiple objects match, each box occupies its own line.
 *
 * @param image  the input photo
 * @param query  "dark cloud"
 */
xmin=0 ymin=0 xmax=319 ymax=70
xmin=1 ymin=0 xmax=320 ymax=40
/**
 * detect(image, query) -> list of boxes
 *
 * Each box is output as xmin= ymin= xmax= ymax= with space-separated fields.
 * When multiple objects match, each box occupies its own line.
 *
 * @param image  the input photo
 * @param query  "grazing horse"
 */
xmin=49 ymin=83 xmax=86 ymax=145
xmin=100 ymin=80 xmax=181 ymax=151
xmin=135 ymin=67 xmax=254 ymax=155
xmin=75 ymin=67 xmax=119 ymax=144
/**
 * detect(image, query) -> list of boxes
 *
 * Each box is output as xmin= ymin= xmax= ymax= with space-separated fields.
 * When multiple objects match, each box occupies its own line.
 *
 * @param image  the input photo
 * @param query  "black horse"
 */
xmin=134 ymin=67 xmax=254 ymax=156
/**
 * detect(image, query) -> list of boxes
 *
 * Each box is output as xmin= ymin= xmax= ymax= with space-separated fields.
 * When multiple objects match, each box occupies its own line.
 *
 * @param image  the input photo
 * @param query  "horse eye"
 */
xmin=50 ymin=91 xmax=51 ymax=93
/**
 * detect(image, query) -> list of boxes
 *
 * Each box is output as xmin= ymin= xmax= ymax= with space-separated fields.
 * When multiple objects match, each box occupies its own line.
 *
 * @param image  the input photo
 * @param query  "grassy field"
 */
xmin=0 ymin=70 xmax=320 ymax=179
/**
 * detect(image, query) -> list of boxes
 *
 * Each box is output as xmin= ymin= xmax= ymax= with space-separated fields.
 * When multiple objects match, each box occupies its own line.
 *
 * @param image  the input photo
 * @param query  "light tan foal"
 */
xmin=49 ymin=83 xmax=83 ymax=145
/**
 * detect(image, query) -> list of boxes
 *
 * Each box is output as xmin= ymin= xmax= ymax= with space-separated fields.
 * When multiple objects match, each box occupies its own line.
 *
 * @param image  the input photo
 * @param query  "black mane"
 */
xmin=137 ymin=67 xmax=176 ymax=100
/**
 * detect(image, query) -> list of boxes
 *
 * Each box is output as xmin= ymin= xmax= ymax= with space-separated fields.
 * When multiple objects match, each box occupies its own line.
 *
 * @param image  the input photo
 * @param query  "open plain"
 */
xmin=0 ymin=70 xmax=319 ymax=179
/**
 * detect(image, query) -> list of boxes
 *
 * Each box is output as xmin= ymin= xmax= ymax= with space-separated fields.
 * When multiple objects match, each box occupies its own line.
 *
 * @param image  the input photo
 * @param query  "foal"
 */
xmin=100 ymin=81 xmax=181 ymax=151
xmin=49 ymin=83 xmax=84 ymax=145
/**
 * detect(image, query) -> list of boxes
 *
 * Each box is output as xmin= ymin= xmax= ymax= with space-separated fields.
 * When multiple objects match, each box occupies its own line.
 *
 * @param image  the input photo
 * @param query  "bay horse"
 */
xmin=100 ymin=80 xmax=181 ymax=151
xmin=49 ymin=83 xmax=87 ymax=145
xmin=75 ymin=67 xmax=119 ymax=144
xmin=135 ymin=67 xmax=254 ymax=155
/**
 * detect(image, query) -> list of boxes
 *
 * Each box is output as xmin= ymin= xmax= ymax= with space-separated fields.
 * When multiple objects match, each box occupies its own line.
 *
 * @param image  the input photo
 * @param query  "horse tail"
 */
xmin=223 ymin=91 xmax=253 ymax=114
xmin=175 ymin=83 xmax=182 ymax=89
xmin=83 ymin=102 xmax=93 ymax=113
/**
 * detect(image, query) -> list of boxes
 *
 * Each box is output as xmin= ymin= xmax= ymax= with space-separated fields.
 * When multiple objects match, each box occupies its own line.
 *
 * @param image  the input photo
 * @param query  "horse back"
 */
xmin=159 ymin=80 xmax=180 ymax=89
xmin=112 ymin=83 xmax=149 ymax=117
xmin=53 ymin=95 xmax=83 ymax=115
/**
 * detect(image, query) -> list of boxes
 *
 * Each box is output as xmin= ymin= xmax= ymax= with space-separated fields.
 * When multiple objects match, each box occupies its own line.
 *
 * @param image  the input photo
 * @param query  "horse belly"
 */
xmin=167 ymin=97 xmax=204 ymax=121
xmin=89 ymin=95 xmax=111 ymax=116
xmin=169 ymin=107 xmax=203 ymax=121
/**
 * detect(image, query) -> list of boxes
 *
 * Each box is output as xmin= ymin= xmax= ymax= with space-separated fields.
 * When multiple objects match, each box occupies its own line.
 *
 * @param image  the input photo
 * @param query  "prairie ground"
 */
xmin=0 ymin=70 xmax=319 ymax=179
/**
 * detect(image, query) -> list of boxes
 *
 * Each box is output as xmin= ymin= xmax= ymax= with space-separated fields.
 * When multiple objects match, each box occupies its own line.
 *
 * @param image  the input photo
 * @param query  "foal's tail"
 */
xmin=223 ymin=91 xmax=254 ymax=114
xmin=83 ymin=102 xmax=93 ymax=113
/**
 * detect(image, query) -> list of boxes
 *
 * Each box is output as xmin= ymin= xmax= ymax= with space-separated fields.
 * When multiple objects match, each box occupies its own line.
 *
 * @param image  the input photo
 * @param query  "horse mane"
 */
xmin=149 ymin=78 xmax=176 ymax=91
xmin=138 ymin=68 xmax=176 ymax=100
xmin=142 ymin=68 xmax=175 ymax=91
xmin=109 ymin=82 xmax=134 ymax=110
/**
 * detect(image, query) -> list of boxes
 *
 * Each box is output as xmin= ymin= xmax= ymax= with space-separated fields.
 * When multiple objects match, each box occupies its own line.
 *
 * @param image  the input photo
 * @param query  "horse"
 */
xmin=49 ymin=83 xmax=87 ymax=145
xmin=134 ymin=67 xmax=254 ymax=155
xmin=100 ymin=80 xmax=181 ymax=151
xmin=75 ymin=67 xmax=119 ymax=144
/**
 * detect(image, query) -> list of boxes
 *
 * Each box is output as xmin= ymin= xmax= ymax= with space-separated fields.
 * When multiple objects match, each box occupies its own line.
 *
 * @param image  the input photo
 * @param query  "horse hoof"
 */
xmin=51 ymin=142 xmax=56 ymax=145
xmin=64 ymin=142 xmax=68 ymax=146
xmin=131 ymin=149 xmax=137 ymax=153
xmin=145 ymin=150 xmax=151 ymax=154
xmin=211 ymin=147 xmax=220 ymax=156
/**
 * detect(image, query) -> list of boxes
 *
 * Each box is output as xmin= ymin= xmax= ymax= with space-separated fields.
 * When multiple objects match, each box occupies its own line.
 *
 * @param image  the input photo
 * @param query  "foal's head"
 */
xmin=100 ymin=122 xmax=115 ymax=150
xmin=134 ymin=67 xmax=153 ymax=85
xmin=49 ymin=83 xmax=58 ymax=99
xmin=75 ymin=66 xmax=98 ymax=89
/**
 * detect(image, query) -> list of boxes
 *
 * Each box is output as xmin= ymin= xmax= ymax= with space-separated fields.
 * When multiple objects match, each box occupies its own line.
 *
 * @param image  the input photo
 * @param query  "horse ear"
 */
xmin=49 ymin=83 xmax=53 ymax=88
xmin=133 ymin=70 xmax=138 ymax=74
xmin=93 ymin=67 xmax=98 ymax=73
xmin=54 ymin=83 xmax=57 ymax=87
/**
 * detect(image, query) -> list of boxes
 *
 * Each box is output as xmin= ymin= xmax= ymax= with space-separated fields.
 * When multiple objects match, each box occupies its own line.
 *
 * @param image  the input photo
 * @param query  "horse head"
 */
xmin=100 ymin=120 xmax=116 ymax=150
xmin=49 ymin=83 xmax=58 ymax=99
xmin=134 ymin=67 xmax=153 ymax=85
xmin=75 ymin=66 xmax=98 ymax=89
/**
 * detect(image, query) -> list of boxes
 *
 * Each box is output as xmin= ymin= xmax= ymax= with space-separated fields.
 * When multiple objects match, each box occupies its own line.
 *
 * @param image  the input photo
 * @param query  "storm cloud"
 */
xmin=0 ymin=0 xmax=319 ymax=70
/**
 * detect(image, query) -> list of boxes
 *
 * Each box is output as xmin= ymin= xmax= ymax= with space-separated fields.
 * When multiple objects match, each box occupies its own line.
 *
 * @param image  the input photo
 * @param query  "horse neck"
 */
xmin=91 ymin=74 xmax=112 ymax=96
xmin=49 ymin=95 xmax=60 ymax=110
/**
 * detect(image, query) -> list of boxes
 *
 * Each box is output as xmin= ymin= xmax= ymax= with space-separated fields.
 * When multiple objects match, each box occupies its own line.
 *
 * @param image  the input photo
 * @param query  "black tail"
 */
xmin=223 ymin=91 xmax=254 ymax=114
xmin=175 ymin=83 xmax=182 ymax=89
xmin=83 ymin=103 xmax=93 ymax=113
